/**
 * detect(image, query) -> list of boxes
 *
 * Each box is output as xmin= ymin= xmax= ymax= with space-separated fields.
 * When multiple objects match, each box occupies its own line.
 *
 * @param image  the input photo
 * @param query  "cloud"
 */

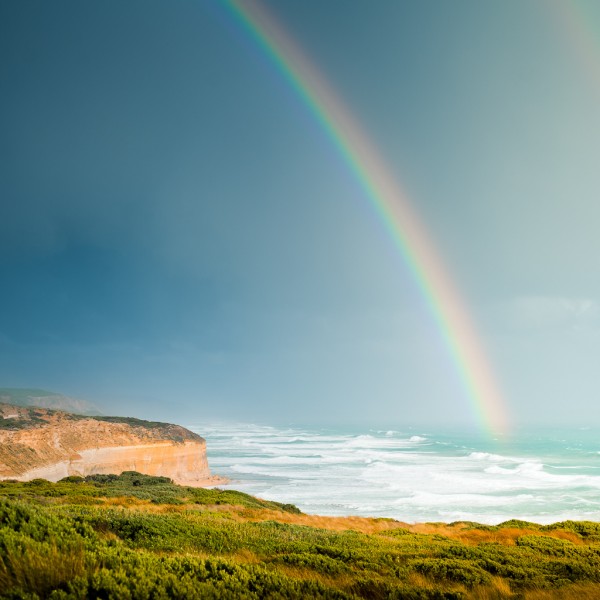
xmin=507 ymin=295 xmax=600 ymax=331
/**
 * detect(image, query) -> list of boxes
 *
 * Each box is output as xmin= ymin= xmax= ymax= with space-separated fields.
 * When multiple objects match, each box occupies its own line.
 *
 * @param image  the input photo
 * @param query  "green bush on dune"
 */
xmin=0 ymin=471 xmax=300 ymax=512
xmin=1 ymin=474 xmax=600 ymax=598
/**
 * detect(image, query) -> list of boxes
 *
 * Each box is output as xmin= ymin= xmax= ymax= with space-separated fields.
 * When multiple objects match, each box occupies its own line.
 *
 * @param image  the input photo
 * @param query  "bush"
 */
xmin=0 ymin=478 xmax=599 ymax=598
xmin=411 ymin=558 xmax=492 ymax=587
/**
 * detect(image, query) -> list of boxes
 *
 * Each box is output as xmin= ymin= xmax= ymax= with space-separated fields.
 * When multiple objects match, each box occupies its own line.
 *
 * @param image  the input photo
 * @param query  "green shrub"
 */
xmin=0 ymin=478 xmax=600 ymax=598
xmin=411 ymin=558 xmax=492 ymax=587
xmin=516 ymin=535 xmax=576 ymax=555
xmin=273 ymin=552 xmax=351 ymax=575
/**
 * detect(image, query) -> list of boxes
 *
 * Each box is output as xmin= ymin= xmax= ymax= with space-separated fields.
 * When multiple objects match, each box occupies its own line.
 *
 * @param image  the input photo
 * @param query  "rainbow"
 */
xmin=225 ymin=0 xmax=509 ymax=434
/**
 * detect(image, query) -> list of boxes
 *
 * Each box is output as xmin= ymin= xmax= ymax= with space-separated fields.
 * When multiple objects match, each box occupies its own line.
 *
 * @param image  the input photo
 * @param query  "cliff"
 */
xmin=0 ymin=403 xmax=222 ymax=486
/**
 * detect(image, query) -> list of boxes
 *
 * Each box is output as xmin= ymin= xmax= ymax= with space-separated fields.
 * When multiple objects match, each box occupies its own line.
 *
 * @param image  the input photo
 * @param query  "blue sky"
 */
xmin=2 ymin=0 xmax=600 ymax=429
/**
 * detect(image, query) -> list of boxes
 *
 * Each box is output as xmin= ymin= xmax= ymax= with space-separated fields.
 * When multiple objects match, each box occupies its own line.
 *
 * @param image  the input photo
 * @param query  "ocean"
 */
xmin=187 ymin=422 xmax=600 ymax=525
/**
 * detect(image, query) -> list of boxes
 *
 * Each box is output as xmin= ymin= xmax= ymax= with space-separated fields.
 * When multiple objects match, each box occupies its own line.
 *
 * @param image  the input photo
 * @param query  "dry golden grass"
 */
xmin=86 ymin=500 xmax=593 ymax=555
xmin=408 ymin=524 xmax=531 ymax=545
xmin=407 ymin=572 xmax=438 ymax=590
xmin=101 ymin=495 xmax=152 ymax=508
xmin=235 ymin=507 xmax=411 ymax=534
xmin=521 ymin=583 xmax=600 ymax=599
xmin=464 ymin=577 xmax=515 ymax=599
xmin=402 ymin=523 xmax=586 ymax=547
xmin=275 ymin=563 xmax=353 ymax=589
xmin=232 ymin=548 xmax=262 ymax=564
xmin=546 ymin=529 xmax=583 ymax=544
xmin=0 ymin=540 xmax=87 ymax=596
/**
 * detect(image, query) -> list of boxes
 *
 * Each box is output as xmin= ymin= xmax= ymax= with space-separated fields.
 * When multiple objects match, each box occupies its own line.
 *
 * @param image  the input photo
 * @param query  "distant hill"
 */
xmin=0 ymin=388 xmax=102 ymax=416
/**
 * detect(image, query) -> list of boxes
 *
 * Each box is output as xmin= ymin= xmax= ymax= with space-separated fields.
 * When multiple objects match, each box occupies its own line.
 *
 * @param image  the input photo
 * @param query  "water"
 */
xmin=187 ymin=422 xmax=600 ymax=524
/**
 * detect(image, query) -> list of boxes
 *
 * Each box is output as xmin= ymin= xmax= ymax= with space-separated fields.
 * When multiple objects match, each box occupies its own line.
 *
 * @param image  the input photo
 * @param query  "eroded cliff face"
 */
xmin=0 ymin=404 xmax=221 ymax=486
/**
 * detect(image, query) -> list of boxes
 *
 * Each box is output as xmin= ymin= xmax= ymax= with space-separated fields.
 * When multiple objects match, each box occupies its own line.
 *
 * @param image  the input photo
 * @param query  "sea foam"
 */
xmin=188 ymin=423 xmax=600 ymax=524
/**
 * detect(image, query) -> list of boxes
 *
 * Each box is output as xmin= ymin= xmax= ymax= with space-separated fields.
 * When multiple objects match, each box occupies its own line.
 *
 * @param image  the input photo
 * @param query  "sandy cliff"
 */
xmin=0 ymin=403 xmax=223 ymax=486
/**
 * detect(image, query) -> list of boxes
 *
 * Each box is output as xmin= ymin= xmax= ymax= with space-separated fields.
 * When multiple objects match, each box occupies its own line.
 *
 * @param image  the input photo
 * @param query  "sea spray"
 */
xmin=189 ymin=422 xmax=600 ymax=524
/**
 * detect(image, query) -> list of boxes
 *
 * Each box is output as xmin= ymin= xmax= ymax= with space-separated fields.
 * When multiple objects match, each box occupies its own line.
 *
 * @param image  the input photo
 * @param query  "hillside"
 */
xmin=0 ymin=474 xmax=599 ymax=599
xmin=0 ymin=403 xmax=222 ymax=486
xmin=0 ymin=388 xmax=102 ymax=415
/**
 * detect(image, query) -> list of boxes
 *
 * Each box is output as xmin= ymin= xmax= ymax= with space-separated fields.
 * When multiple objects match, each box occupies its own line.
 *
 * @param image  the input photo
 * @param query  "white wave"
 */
xmin=189 ymin=422 xmax=600 ymax=524
xmin=468 ymin=451 xmax=515 ymax=462
xmin=397 ymin=492 xmax=536 ymax=508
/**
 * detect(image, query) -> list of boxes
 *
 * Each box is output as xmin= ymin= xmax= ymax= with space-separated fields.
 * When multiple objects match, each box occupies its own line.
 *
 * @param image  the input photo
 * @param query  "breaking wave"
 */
xmin=187 ymin=423 xmax=600 ymax=524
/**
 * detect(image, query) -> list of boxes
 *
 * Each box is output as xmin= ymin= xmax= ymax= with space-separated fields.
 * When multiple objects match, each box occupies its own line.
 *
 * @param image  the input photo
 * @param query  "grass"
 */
xmin=0 ymin=473 xmax=599 ymax=599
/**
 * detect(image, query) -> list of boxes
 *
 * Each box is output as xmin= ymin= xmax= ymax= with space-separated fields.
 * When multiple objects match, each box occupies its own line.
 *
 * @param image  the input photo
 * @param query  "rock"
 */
xmin=0 ymin=403 xmax=223 ymax=486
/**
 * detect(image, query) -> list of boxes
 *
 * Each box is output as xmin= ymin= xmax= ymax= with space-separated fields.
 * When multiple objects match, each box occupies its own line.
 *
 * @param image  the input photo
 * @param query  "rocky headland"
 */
xmin=0 ymin=387 xmax=102 ymax=415
xmin=0 ymin=403 xmax=225 ymax=486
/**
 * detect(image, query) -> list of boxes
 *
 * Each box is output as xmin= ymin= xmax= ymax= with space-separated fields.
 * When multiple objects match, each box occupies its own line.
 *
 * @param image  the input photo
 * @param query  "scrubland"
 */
xmin=1 ymin=472 xmax=599 ymax=599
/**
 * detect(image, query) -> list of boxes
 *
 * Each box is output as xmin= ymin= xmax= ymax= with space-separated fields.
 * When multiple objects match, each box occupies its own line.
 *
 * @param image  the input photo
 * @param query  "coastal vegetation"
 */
xmin=0 ymin=473 xmax=599 ymax=599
